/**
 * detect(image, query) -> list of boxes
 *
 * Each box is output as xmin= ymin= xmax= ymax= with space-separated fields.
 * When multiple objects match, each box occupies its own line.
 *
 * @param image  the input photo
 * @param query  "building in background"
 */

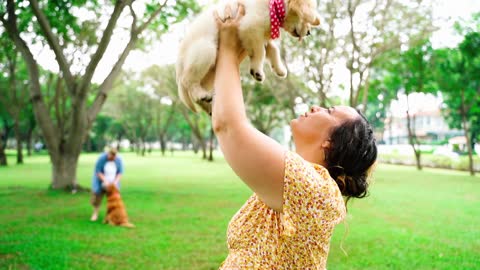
xmin=383 ymin=108 xmax=462 ymax=144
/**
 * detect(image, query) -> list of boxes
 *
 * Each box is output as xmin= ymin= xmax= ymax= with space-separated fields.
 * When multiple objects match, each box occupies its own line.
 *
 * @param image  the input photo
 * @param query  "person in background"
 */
xmin=90 ymin=147 xmax=124 ymax=221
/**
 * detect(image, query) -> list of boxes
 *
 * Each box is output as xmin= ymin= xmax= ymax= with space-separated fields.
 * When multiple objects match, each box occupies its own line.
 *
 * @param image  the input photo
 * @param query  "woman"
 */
xmin=212 ymin=4 xmax=377 ymax=269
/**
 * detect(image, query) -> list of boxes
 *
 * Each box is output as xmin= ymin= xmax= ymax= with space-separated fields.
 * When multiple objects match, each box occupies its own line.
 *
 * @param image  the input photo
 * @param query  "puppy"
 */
xmin=176 ymin=0 xmax=320 ymax=114
xmin=104 ymin=184 xmax=134 ymax=228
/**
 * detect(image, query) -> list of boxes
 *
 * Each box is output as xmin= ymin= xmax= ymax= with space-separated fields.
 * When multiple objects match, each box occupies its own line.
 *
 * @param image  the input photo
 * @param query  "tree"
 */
xmin=105 ymin=75 xmax=155 ymax=156
xmin=243 ymin=76 xmax=288 ymax=136
xmin=143 ymin=65 xmax=211 ymax=160
xmin=0 ymin=108 xmax=13 ymax=166
xmin=0 ymin=0 xmax=198 ymax=190
xmin=434 ymin=42 xmax=480 ymax=176
xmin=432 ymin=12 xmax=480 ymax=176
xmin=363 ymin=64 xmax=398 ymax=142
xmin=344 ymin=0 xmax=435 ymax=110
xmin=284 ymin=0 xmax=342 ymax=107
xmin=0 ymin=33 xmax=31 ymax=164
xmin=372 ymin=41 xmax=436 ymax=170
xmin=153 ymin=101 xmax=176 ymax=156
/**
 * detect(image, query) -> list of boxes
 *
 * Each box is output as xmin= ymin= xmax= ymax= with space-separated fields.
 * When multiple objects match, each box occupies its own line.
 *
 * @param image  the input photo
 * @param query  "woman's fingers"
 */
xmin=213 ymin=10 xmax=222 ymax=26
xmin=235 ymin=3 xmax=245 ymax=22
xmin=213 ymin=3 xmax=246 ymax=25
xmin=224 ymin=4 xmax=233 ymax=20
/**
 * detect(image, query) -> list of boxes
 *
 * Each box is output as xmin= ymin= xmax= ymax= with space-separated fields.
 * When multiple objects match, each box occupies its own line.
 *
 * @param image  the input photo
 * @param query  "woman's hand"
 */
xmin=214 ymin=3 xmax=247 ymax=63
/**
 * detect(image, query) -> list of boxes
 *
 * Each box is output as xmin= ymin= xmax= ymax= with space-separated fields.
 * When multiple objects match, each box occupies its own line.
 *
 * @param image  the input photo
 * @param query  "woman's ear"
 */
xmin=321 ymin=139 xmax=331 ymax=149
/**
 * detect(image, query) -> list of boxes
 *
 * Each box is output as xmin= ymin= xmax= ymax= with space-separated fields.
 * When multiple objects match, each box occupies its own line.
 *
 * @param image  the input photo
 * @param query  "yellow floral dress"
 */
xmin=219 ymin=151 xmax=347 ymax=269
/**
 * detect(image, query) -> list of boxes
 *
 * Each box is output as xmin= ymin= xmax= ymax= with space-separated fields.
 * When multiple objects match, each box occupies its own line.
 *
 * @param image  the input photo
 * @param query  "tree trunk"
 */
xmin=413 ymin=150 xmax=422 ymax=171
xmin=201 ymin=141 xmax=207 ymax=159
xmin=389 ymin=113 xmax=393 ymax=144
xmin=464 ymin=133 xmax=475 ymax=175
xmin=13 ymin=120 xmax=23 ymax=164
xmin=0 ymin=121 xmax=11 ymax=166
xmin=192 ymin=136 xmax=199 ymax=154
xmin=160 ymin=135 xmax=166 ymax=156
xmin=141 ymin=141 xmax=146 ymax=156
xmin=135 ymin=141 xmax=141 ymax=155
xmin=0 ymin=139 xmax=7 ymax=166
xmin=361 ymin=72 xmax=371 ymax=112
xmin=85 ymin=136 xmax=93 ymax=152
xmin=208 ymin=128 xmax=214 ymax=162
xmin=50 ymin=153 xmax=79 ymax=190
xmin=129 ymin=140 xmax=134 ymax=152
xmin=460 ymin=90 xmax=475 ymax=176
xmin=26 ymin=128 xmax=33 ymax=156
xmin=116 ymin=133 xmax=122 ymax=152
xmin=406 ymin=95 xmax=422 ymax=170
xmin=0 ymin=148 xmax=6 ymax=165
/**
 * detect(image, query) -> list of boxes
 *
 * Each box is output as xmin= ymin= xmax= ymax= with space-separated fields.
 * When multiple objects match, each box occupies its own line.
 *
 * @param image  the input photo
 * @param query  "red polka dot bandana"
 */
xmin=270 ymin=0 xmax=286 ymax=39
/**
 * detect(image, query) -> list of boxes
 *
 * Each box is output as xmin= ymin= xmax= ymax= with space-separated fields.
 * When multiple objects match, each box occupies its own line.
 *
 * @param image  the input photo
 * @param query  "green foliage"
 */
xmin=139 ymin=0 xmax=200 ymax=48
xmin=433 ymin=13 xmax=480 ymax=149
xmin=366 ymin=40 xmax=436 ymax=132
xmin=243 ymin=73 xmax=291 ymax=135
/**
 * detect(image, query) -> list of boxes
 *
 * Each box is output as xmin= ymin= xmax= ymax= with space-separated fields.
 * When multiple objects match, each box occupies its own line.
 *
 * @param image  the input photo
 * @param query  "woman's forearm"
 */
xmin=212 ymin=49 xmax=248 ymax=133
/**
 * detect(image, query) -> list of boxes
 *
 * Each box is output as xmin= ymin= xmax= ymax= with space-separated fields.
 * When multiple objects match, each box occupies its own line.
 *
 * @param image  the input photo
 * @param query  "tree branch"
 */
xmin=135 ymin=0 xmax=168 ymax=35
xmin=78 ymin=0 xmax=130 ymax=96
xmin=29 ymin=0 xmax=75 ymax=93
xmin=87 ymin=37 xmax=137 ymax=124
xmin=2 ymin=0 xmax=59 ymax=153
xmin=87 ymin=0 xmax=170 ymax=129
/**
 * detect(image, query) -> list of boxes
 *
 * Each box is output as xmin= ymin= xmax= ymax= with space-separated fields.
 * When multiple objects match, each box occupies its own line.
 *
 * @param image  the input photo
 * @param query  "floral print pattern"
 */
xmin=220 ymin=151 xmax=346 ymax=269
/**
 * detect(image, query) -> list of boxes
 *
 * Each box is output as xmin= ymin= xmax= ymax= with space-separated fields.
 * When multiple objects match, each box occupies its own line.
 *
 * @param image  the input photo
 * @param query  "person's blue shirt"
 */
xmin=91 ymin=153 xmax=124 ymax=194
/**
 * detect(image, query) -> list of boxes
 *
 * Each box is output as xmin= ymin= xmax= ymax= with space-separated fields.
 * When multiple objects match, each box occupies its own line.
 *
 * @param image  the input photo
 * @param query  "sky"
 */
xmin=30 ymin=0 xmax=480 ymax=115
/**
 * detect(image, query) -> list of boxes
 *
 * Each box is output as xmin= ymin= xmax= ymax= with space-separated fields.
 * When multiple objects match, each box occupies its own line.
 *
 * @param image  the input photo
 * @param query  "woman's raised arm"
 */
xmin=212 ymin=4 xmax=286 ymax=211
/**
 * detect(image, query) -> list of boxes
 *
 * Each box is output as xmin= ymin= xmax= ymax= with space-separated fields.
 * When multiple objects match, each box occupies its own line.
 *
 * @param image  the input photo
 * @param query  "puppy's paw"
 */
xmin=273 ymin=65 xmax=287 ymax=78
xmin=250 ymin=69 xmax=265 ymax=82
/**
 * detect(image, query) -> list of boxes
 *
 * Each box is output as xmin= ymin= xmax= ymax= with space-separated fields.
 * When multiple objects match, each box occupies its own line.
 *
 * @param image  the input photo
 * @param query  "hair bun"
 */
xmin=329 ymin=165 xmax=347 ymax=193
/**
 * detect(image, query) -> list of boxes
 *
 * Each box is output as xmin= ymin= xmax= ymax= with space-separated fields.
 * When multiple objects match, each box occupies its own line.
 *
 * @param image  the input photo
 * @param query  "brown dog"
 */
xmin=103 ymin=184 xmax=134 ymax=228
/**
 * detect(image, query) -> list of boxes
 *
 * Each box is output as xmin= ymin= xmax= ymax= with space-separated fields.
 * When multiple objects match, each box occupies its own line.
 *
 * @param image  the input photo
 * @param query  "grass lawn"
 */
xmin=0 ymin=151 xmax=479 ymax=270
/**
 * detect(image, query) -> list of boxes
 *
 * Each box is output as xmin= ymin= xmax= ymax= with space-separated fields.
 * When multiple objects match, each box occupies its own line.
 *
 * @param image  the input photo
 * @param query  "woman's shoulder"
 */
xmin=284 ymin=151 xmax=330 ymax=180
xmin=282 ymin=151 xmax=346 ymax=228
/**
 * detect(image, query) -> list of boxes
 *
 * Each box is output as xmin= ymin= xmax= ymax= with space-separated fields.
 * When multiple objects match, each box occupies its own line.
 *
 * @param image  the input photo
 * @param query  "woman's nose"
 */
xmin=310 ymin=106 xmax=321 ymax=113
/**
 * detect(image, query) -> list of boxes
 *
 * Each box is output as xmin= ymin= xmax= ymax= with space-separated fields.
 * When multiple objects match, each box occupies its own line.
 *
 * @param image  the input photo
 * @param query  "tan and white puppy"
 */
xmin=176 ymin=0 xmax=320 ymax=114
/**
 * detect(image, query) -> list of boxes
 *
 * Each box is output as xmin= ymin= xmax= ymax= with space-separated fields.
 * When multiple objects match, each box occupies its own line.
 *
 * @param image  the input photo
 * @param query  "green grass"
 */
xmin=0 ymin=152 xmax=479 ymax=270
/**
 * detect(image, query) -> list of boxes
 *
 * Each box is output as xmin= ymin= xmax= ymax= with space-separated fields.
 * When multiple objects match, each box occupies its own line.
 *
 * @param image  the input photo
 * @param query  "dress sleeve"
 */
xmin=281 ymin=151 xmax=346 ymax=237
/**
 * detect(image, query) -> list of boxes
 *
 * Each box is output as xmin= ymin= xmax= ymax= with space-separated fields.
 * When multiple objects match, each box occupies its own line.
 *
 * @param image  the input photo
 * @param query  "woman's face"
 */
xmin=290 ymin=105 xmax=360 ymax=147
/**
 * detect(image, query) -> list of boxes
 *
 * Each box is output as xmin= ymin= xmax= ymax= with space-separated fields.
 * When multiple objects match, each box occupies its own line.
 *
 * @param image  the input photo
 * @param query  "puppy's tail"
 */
xmin=121 ymin=222 xmax=135 ymax=228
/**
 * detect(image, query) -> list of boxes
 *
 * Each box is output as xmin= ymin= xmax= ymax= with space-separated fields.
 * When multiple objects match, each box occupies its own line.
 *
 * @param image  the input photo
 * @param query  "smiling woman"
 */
xmin=291 ymin=105 xmax=377 ymax=201
xmin=211 ymin=4 xmax=378 ymax=269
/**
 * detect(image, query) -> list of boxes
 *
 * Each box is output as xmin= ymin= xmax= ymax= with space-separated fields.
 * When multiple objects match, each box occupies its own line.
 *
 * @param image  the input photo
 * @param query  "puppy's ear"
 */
xmin=289 ymin=1 xmax=321 ymax=26
xmin=310 ymin=11 xmax=320 ymax=26
xmin=303 ymin=9 xmax=320 ymax=26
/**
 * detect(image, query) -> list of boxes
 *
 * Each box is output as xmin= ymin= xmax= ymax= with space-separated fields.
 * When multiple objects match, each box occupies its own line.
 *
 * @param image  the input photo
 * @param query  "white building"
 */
xmin=383 ymin=108 xmax=462 ymax=144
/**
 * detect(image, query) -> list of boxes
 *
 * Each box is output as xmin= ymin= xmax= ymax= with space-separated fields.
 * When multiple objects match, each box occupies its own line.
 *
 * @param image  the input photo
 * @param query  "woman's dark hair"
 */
xmin=325 ymin=111 xmax=377 ymax=201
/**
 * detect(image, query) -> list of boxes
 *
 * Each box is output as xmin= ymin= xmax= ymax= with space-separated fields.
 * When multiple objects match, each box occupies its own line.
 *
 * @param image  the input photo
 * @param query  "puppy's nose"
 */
xmin=307 ymin=30 xmax=311 ymax=36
